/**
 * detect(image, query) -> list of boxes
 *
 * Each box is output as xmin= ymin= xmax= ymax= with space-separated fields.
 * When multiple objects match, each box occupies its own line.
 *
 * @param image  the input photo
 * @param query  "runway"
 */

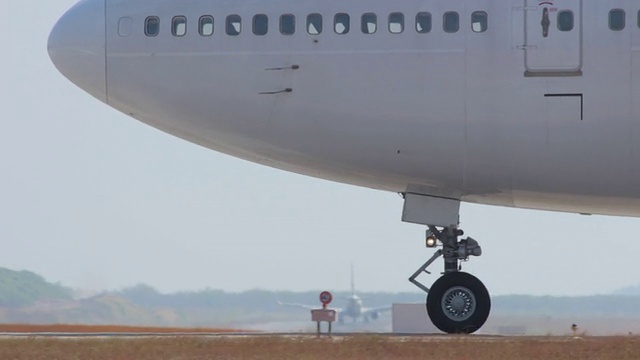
xmin=0 ymin=331 xmax=589 ymax=341
xmin=0 ymin=324 xmax=614 ymax=340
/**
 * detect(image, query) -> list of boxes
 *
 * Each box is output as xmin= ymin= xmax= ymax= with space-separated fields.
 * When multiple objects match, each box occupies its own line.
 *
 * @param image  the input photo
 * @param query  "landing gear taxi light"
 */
xmin=426 ymin=233 xmax=437 ymax=248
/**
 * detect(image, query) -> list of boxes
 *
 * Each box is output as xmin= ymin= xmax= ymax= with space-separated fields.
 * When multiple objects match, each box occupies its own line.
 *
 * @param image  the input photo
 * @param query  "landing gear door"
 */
xmin=524 ymin=0 xmax=582 ymax=76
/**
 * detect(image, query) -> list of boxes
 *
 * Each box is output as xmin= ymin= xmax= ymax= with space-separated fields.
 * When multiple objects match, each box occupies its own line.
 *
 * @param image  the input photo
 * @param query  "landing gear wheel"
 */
xmin=426 ymin=272 xmax=490 ymax=334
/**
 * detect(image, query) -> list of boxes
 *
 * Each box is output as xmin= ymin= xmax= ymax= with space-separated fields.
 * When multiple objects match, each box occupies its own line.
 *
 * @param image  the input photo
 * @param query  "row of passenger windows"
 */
xmin=141 ymin=9 xmax=640 ymax=38
xmin=537 ymin=9 xmax=634 ymax=32
xmin=143 ymin=11 xmax=489 ymax=37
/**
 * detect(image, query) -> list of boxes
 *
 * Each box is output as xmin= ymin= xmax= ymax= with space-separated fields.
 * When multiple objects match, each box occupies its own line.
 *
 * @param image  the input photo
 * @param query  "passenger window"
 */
xmin=557 ymin=11 xmax=573 ymax=31
xmin=145 ymin=16 xmax=160 ymax=37
xmin=199 ymin=16 xmax=214 ymax=36
xmin=280 ymin=14 xmax=295 ymax=35
xmin=253 ymin=14 xmax=268 ymax=35
xmin=443 ymin=12 xmax=459 ymax=33
xmin=118 ymin=17 xmax=132 ymax=37
xmin=416 ymin=12 xmax=432 ymax=33
xmin=361 ymin=13 xmax=377 ymax=34
xmin=334 ymin=13 xmax=350 ymax=34
xmin=172 ymin=16 xmax=187 ymax=37
xmin=609 ymin=9 xmax=625 ymax=31
xmin=638 ymin=10 xmax=640 ymax=29
xmin=226 ymin=15 xmax=242 ymax=35
xmin=307 ymin=13 xmax=322 ymax=34
xmin=471 ymin=11 xmax=487 ymax=33
xmin=389 ymin=12 xmax=404 ymax=34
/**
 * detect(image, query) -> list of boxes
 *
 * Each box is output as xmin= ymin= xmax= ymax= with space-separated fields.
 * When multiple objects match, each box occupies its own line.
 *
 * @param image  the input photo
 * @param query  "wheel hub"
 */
xmin=441 ymin=286 xmax=476 ymax=321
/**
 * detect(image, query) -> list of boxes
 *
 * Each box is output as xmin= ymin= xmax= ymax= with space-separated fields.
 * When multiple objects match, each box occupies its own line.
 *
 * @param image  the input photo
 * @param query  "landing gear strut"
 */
xmin=409 ymin=226 xmax=491 ymax=334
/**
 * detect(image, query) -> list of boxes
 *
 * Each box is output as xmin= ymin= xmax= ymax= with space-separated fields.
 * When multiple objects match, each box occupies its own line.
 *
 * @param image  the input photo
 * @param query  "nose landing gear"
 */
xmin=409 ymin=226 xmax=491 ymax=334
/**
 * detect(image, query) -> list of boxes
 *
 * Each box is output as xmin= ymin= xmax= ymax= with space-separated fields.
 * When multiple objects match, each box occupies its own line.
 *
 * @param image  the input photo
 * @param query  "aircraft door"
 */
xmin=524 ymin=0 xmax=582 ymax=76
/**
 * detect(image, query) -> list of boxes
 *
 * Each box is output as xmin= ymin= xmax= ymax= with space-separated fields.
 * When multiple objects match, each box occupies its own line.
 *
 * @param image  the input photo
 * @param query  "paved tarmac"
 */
xmin=0 ymin=331 xmax=586 ymax=342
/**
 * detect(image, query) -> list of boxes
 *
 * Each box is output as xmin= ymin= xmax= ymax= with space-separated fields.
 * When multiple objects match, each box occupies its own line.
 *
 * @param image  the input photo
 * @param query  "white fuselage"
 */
xmin=49 ymin=0 xmax=640 ymax=217
xmin=344 ymin=295 xmax=364 ymax=320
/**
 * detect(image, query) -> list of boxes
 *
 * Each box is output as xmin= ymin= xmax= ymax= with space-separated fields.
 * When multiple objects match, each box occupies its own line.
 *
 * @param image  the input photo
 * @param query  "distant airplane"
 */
xmin=279 ymin=265 xmax=390 ymax=323
xmin=49 ymin=0 xmax=640 ymax=334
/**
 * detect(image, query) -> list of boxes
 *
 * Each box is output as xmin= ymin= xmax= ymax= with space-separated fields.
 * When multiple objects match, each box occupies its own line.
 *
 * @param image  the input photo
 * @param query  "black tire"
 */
xmin=426 ymin=272 xmax=490 ymax=334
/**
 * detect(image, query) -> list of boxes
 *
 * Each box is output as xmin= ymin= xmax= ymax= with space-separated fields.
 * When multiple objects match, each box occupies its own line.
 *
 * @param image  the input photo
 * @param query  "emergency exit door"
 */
xmin=524 ymin=0 xmax=582 ymax=76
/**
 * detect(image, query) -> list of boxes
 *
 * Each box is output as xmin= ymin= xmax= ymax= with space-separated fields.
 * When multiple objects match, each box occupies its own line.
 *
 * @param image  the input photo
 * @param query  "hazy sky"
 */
xmin=1 ymin=0 xmax=639 ymax=297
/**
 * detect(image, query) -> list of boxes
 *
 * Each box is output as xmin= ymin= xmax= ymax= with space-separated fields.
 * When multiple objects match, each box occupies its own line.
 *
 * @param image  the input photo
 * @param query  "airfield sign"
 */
xmin=313 ymin=291 xmax=336 ymax=337
xmin=319 ymin=291 xmax=333 ymax=306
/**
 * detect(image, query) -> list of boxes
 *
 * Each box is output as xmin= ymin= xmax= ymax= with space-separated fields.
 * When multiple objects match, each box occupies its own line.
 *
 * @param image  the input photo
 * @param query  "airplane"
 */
xmin=278 ymin=265 xmax=391 ymax=323
xmin=47 ymin=0 xmax=640 ymax=334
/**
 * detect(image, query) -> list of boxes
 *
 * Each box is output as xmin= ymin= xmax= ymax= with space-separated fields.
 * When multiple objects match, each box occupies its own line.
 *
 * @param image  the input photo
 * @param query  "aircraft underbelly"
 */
xmin=105 ymin=49 xmax=640 ymax=215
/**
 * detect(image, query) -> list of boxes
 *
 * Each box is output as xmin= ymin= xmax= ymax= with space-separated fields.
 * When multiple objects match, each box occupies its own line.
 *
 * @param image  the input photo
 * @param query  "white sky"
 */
xmin=1 ymin=0 xmax=638 ymax=297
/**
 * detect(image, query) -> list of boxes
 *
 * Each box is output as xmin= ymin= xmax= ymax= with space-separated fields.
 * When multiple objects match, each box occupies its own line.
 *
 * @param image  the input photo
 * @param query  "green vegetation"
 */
xmin=115 ymin=285 xmax=422 ymax=312
xmin=0 ymin=268 xmax=71 ymax=307
xmin=615 ymin=284 xmax=640 ymax=295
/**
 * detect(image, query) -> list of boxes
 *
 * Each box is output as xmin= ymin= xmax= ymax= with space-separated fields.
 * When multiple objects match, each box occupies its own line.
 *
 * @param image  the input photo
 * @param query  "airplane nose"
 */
xmin=48 ymin=0 xmax=107 ymax=102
